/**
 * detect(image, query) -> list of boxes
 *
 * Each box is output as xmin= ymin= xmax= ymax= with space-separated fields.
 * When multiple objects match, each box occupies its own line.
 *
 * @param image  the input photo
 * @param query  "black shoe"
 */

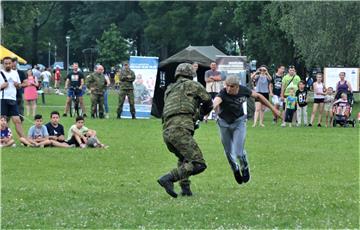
xmin=132 ymin=114 xmax=136 ymax=119
xmin=83 ymin=114 xmax=87 ymax=118
xmin=117 ymin=114 xmax=121 ymax=119
xmin=91 ymin=114 xmax=96 ymax=119
xmin=233 ymin=169 xmax=243 ymax=184
xmin=63 ymin=113 xmax=67 ymax=117
xmin=157 ymin=174 xmax=178 ymax=198
xmin=180 ymin=184 xmax=193 ymax=196
xmin=308 ymin=124 xmax=312 ymax=127
xmin=241 ymin=167 xmax=250 ymax=183
xmin=317 ymin=123 xmax=322 ymax=127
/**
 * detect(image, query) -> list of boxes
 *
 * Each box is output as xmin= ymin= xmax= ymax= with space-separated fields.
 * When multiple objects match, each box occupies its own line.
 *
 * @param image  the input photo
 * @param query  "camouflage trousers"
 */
xmin=163 ymin=126 xmax=206 ymax=186
xmin=117 ymin=89 xmax=135 ymax=115
xmin=90 ymin=93 xmax=104 ymax=117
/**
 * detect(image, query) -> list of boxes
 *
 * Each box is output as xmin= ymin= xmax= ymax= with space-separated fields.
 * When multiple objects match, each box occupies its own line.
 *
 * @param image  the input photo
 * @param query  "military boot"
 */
xmin=117 ymin=113 xmax=121 ymax=119
xmin=131 ymin=113 xmax=136 ymax=119
xmin=180 ymin=184 xmax=193 ymax=196
xmin=157 ymin=174 xmax=178 ymax=198
xmin=233 ymin=169 xmax=243 ymax=184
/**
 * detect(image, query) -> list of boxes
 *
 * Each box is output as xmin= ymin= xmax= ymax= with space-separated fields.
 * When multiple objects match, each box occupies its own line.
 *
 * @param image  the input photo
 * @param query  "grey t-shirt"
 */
xmin=255 ymin=75 xmax=270 ymax=93
xmin=28 ymin=125 xmax=49 ymax=139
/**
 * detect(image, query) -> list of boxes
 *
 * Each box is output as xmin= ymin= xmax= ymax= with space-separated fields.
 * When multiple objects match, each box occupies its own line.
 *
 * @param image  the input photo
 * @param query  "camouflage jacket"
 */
xmin=163 ymin=76 xmax=211 ymax=131
xmin=86 ymin=72 xmax=106 ymax=95
xmin=120 ymin=69 xmax=135 ymax=90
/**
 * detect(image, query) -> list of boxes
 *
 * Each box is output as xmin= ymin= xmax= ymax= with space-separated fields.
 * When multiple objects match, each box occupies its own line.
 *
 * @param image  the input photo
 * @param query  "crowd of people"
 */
xmin=202 ymin=62 xmax=354 ymax=128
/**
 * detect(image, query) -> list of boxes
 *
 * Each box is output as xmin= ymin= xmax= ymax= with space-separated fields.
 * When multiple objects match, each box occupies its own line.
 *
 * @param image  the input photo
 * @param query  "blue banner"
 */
xmin=121 ymin=56 xmax=159 ymax=119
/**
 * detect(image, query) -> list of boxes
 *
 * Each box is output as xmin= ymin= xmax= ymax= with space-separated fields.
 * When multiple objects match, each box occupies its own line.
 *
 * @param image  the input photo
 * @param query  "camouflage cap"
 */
xmin=175 ymin=63 xmax=196 ymax=78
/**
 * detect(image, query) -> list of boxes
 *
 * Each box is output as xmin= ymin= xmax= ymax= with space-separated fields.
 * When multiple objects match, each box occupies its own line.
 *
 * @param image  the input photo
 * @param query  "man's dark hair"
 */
xmin=11 ymin=57 xmax=18 ymax=62
xmin=276 ymin=65 xmax=285 ymax=71
xmin=76 ymin=116 xmax=84 ymax=122
xmin=2 ymin=57 xmax=12 ymax=62
xmin=50 ymin=111 xmax=60 ymax=118
xmin=34 ymin=114 xmax=42 ymax=120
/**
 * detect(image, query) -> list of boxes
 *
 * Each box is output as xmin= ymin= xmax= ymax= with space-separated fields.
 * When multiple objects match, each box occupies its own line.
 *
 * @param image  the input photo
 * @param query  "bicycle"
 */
xmin=69 ymin=86 xmax=82 ymax=117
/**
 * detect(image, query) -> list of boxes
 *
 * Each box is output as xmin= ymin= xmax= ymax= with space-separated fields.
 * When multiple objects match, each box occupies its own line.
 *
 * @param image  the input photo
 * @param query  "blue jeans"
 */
xmin=104 ymin=89 xmax=109 ymax=113
xmin=217 ymin=115 xmax=249 ymax=172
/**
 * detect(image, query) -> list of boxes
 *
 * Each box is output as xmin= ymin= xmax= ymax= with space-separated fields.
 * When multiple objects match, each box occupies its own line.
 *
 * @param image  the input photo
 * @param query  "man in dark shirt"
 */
xmin=213 ymin=76 xmax=281 ymax=185
xmin=270 ymin=65 xmax=285 ymax=123
xmin=45 ymin=111 xmax=72 ymax=147
xmin=63 ymin=62 xmax=87 ymax=117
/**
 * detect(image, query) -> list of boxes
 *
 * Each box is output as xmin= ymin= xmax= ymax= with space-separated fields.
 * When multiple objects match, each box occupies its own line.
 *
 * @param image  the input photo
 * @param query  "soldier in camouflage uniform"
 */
xmin=86 ymin=65 xmax=107 ymax=119
xmin=157 ymin=63 xmax=213 ymax=198
xmin=117 ymin=62 xmax=136 ymax=119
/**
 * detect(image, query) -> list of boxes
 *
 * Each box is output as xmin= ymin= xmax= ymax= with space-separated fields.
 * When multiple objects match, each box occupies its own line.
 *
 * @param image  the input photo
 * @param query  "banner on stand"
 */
xmin=121 ymin=56 xmax=158 ymax=118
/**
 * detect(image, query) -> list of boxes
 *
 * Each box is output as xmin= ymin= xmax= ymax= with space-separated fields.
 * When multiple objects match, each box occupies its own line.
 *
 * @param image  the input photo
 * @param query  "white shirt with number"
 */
xmin=0 ymin=69 xmax=20 ymax=100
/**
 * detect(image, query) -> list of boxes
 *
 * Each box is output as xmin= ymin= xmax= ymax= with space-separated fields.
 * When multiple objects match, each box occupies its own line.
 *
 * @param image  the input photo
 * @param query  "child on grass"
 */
xmin=27 ymin=114 xmax=52 ymax=147
xmin=285 ymin=88 xmax=297 ymax=127
xmin=67 ymin=116 xmax=107 ymax=148
xmin=0 ymin=115 xmax=15 ymax=147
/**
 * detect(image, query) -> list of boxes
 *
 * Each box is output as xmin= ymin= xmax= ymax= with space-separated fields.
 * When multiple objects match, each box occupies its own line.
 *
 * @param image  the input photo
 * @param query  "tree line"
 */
xmin=2 ymin=1 xmax=359 ymax=73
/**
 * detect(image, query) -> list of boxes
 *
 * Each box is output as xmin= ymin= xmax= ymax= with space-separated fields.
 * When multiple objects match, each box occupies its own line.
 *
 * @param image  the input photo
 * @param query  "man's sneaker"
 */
xmin=233 ymin=169 xmax=243 ymax=184
xmin=132 ymin=114 xmax=136 ymax=119
xmin=241 ymin=167 xmax=250 ymax=183
xmin=80 ymin=144 xmax=86 ymax=149
xmin=157 ymin=174 xmax=178 ymax=198
xmin=308 ymin=124 xmax=312 ymax=127
xmin=117 ymin=114 xmax=121 ymax=119
xmin=63 ymin=113 xmax=67 ymax=117
xmin=280 ymin=122 xmax=286 ymax=127
xmin=317 ymin=123 xmax=322 ymax=127
xmin=11 ymin=143 xmax=16 ymax=147
xmin=105 ymin=114 xmax=109 ymax=119
xmin=180 ymin=184 xmax=193 ymax=196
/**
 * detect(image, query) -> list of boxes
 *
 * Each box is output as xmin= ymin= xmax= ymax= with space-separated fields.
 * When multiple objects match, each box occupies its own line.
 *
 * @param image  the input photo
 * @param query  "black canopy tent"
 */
xmin=151 ymin=45 xmax=226 ymax=117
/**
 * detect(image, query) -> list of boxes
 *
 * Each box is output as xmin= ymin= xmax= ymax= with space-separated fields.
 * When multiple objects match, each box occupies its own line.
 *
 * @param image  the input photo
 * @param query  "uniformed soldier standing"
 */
xmin=86 ymin=65 xmax=107 ymax=119
xmin=158 ymin=63 xmax=213 ymax=198
xmin=117 ymin=62 xmax=136 ymax=119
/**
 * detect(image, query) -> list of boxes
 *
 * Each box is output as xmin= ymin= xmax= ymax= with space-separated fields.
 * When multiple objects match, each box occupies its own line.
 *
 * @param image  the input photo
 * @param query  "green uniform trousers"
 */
xmin=117 ymin=89 xmax=135 ymax=115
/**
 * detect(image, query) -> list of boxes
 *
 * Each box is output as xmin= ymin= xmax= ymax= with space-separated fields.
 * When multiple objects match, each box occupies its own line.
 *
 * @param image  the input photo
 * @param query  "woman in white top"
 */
xmin=309 ymin=73 xmax=326 ymax=127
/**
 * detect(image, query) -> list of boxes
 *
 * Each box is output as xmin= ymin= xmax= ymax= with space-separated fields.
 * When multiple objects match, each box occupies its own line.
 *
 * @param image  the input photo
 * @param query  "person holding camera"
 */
xmin=251 ymin=65 xmax=272 ymax=127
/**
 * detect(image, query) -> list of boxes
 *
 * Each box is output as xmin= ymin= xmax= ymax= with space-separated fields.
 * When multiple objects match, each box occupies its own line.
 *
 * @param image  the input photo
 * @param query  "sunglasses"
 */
xmin=260 ymin=69 xmax=266 ymax=72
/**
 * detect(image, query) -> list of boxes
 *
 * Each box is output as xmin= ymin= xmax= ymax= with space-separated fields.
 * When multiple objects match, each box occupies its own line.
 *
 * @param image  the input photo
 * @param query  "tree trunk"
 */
xmin=31 ymin=18 xmax=39 ymax=65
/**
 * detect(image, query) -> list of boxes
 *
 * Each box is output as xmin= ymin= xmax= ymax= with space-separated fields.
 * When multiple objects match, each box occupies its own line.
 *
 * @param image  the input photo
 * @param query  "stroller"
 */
xmin=332 ymin=92 xmax=356 ymax=127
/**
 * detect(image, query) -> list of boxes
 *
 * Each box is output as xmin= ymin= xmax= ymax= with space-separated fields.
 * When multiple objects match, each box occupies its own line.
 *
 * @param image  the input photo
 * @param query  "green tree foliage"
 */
xmin=276 ymin=2 xmax=360 ymax=67
xmin=96 ymin=23 xmax=129 ymax=69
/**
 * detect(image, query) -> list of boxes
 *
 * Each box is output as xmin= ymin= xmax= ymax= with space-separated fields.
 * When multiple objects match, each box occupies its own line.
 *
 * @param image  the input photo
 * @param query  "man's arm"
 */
xmin=252 ymin=91 xmax=281 ymax=118
xmin=213 ymin=96 xmax=223 ymax=113
xmin=64 ymin=78 xmax=70 ymax=89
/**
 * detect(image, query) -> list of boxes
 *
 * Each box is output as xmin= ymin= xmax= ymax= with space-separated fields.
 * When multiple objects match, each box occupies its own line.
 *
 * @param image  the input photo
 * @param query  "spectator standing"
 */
xmin=32 ymin=65 xmax=41 ymax=81
xmin=40 ymin=67 xmax=52 ymax=93
xmin=335 ymin=72 xmax=352 ymax=99
xmin=0 ymin=57 xmax=27 ymax=139
xmin=192 ymin=62 xmax=199 ymax=82
xmin=270 ymin=65 xmax=285 ymax=123
xmin=324 ymin=87 xmax=335 ymax=127
xmin=204 ymin=62 xmax=222 ymax=122
xmin=86 ymin=64 xmax=107 ymax=119
xmin=280 ymin=65 xmax=301 ymax=127
xmin=104 ymin=72 xmax=111 ymax=118
xmin=63 ymin=63 xmax=87 ymax=117
xmin=54 ymin=66 xmax=61 ymax=94
xmin=11 ymin=57 xmax=26 ymax=122
xmin=284 ymin=88 xmax=297 ymax=127
xmin=117 ymin=61 xmax=136 ymax=119
xmin=309 ymin=73 xmax=326 ymax=127
xmin=24 ymin=69 xmax=39 ymax=117
xmin=295 ymin=81 xmax=309 ymax=126
xmin=251 ymin=65 xmax=272 ymax=127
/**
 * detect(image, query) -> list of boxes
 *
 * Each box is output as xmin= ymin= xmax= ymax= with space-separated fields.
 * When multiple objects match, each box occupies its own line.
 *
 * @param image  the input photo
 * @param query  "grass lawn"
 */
xmin=1 ymin=91 xmax=359 ymax=228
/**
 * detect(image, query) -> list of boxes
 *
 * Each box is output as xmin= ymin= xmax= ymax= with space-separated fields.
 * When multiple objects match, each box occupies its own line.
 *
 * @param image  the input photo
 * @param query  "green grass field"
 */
xmin=1 ymin=91 xmax=359 ymax=228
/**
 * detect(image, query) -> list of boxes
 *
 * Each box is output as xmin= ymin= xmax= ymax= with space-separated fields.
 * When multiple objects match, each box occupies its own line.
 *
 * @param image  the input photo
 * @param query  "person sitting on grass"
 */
xmin=66 ymin=116 xmax=107 ymax=148
xmin=26 ymin=114 xmax=52 ymax=147
xmin=0 ymin=115 xmax=16 ymax=147
xmin=45 ymin=111 xmax=73 ymax=148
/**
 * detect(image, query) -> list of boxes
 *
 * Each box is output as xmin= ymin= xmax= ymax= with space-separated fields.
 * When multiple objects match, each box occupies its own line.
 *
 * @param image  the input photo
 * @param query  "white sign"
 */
xmin=324 ymin=68 xmax=359 ymax=91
